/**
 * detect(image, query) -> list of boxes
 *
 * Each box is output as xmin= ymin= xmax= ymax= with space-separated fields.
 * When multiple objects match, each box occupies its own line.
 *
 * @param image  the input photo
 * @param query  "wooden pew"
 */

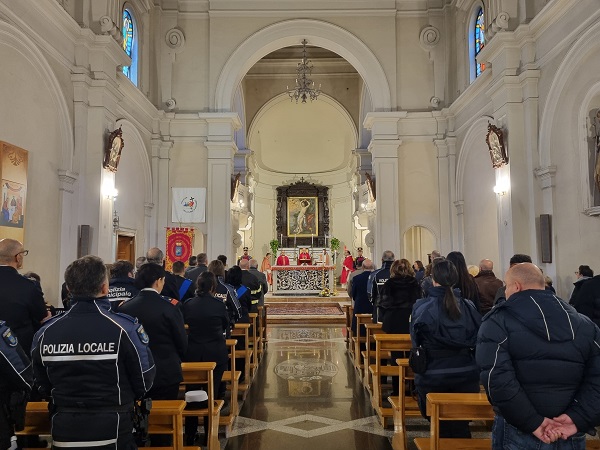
xmin=258 ymin=305 xmax=268 ymax=358
xmin=180 ymin=362 xmax=225 ymax=450
xmin=368 ymin=334 xmax=412 ymax=427
xmin=344 ymin=304 xmax=353 ymax=355
xmin=362 ymin=322 xmax=385 ymax=393
xmin=248 ymin=312 xmax=262 ymax=371
xmin=413 ymin=392 xmax=493 ymax=450
xmin=352 ymin=313 xmax=372 ymax=375
xmin=221 ymin=338 xmax=241 ymax=436
xmin=389 ymin=359 xmax=421 ymax=450
xmin=232 ymin=322 xmax=254 ymax=394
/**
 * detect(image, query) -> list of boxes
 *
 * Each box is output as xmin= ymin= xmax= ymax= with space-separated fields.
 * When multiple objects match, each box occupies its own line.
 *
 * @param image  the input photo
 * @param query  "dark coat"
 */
xmin=572 ymin=275 xmax=600 ymax=327
xmin=107 ymin=277 xmax=139 ymax=308
xmin=183 ymin=294 xmax=229 ymax=365
xmin=0 ymin=266 xmax=47 ymax=355
xmin=248 ymin=268 xmax=269 ymax=306
xmin=477 ymin=289 xmax=600 ymax=434
xmin=380 ymin=276 xmax=421 ymax=334
xmin=119 ymin=289 xmax=187 ymax=389
xmin=173 ymin=274 xmax=195 ymax=302
xmin=474 ymin=270 xmax=503 ymax=314
xmin=410 ymin=286 xmax=481 ymax=389
xmin=241 ymin=270 xmax=261 ymax=312
xmin=186 ymin=264 xmax=207 ymax=287
xmin=161 ymin=272 xmax=182 ymax=301
xmin=351 ymin=270 xmax=374 ymax=334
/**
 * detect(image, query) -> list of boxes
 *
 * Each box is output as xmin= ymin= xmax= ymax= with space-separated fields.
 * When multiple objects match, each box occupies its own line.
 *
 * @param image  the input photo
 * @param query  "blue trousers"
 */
xmin=492 ymin=415 xmax=586 ymax=450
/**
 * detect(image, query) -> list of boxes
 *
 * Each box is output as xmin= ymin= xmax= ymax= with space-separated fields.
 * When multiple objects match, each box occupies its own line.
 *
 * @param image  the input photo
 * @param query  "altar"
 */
xmin=272 ymin=265 xmax=335 ymax=296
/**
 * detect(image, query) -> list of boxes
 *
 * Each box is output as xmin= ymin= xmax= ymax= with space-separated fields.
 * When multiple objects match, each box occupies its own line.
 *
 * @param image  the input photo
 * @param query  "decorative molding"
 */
xmin=165 ymin=27 xmax=186 ymax=55
xmin=419 ymin=25 xmax=440 ymax=51
xmin=99 ymin=15 xmax=121 ymax=44
xmin=492 ymin=11 xmax=510 ymax=33
xmin=165 ymin=98 xmax=177 ymax=110
xmin=534 ymin=166 xmax=557 ymax=190
xmin=454 ymin=200 xmax=464 ymax=215
xmin=58 ymin=169 xmax=78 ymax=193
xmin=430 ymin=96 xmax=441 ymax=109
xmin=583 ymin=206 xmax=600 ymax=217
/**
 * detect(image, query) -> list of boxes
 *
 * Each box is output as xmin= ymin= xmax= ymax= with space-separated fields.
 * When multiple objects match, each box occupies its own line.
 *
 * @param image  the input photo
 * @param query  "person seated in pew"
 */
xmin=182 ymin=271 xmax=230 ymax=446
xmin=410 ymin=258 xmax=482 ymax=438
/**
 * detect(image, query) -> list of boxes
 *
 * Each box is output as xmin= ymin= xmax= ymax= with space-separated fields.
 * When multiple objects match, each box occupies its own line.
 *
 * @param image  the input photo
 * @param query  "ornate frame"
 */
xmin=103 ymin=127 xmax=125 ymax=172
xmin=485 ymin=123 xmax=508 ymax=169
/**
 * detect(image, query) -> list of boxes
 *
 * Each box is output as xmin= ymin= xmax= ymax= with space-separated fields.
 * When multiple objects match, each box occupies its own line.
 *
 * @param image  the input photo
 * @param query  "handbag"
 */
xmin=409 ymin=346 xmax=427 ymax=374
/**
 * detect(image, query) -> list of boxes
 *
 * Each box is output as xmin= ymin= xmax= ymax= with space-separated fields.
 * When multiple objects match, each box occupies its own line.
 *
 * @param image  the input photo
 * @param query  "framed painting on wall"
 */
xmin=287 ymin=197 xmax=318 ymax=237
xmin=0 ymin=141 xmax=28 ymax=242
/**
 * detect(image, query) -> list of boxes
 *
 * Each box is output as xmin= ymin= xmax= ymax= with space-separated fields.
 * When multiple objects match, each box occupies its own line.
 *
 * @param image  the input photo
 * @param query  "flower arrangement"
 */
xmin=269 ymin=239 xmax=279 ymax=257
xmin=330 ymin=237 xmax=340 ymax=252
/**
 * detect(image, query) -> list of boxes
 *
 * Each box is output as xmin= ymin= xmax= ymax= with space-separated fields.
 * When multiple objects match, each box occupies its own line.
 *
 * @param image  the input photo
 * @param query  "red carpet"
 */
xmin=267 ymin=303 xmax=344 ymax=316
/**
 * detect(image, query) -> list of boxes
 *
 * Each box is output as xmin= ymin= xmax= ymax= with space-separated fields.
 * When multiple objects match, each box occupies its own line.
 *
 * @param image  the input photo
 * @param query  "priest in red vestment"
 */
xmin=276 ymin=250 xmax=290 ymax=266
xmin=340 ymin=250 xmax=355 ymax=287
xmin=298 ymin=248 xmax=311 ymax=265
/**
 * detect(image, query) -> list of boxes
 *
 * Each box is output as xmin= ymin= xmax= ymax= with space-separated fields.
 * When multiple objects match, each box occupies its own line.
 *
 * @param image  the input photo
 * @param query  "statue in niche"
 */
xmin=590 ymin=109 xmax=600 ymax=206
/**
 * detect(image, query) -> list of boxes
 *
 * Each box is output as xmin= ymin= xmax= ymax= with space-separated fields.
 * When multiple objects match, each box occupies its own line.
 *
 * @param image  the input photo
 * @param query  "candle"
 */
xmin=311 ymin=235 xmax=313 ymax=248
xmin=280 ymin=234 xmax=282 ymax=245
xmin=294 ymin=235 xmax=296 ymax=249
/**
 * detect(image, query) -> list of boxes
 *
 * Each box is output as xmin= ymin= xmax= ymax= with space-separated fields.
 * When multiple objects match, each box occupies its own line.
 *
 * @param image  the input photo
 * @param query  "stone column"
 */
xmin=202 ymin=113 xmax=241 ymax=262
xmin=434 ymin=137 xmax=457 ymax=253
xmin=363 ymin=112 xmax=405 ymax=263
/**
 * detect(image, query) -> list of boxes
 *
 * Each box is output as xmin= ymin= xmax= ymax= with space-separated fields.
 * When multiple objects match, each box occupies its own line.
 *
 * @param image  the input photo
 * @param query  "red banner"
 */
xmin=165 ymin=227 xmax=194 ymax=272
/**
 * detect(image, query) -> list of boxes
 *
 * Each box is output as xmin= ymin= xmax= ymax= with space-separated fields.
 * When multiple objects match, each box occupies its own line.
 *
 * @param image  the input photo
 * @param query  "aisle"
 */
xmin=224 ymin=324 xmax=394 ymax=450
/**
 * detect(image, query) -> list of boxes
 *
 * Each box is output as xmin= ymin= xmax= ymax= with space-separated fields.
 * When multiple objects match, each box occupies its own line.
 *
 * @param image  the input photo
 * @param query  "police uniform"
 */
xmin=31 ymin=296 xmax=155 ymax=449
xmin=118 ymin=289 xmax=187 ymax=400
xmin=241 ymin=270 xmax=261 ymax=313
xmin=214 ymin=277 xmax=244 ymax=329
xmin=367 ymin=260 xmax=393 ymax=323
xmin=0 ymin=266 xmax=47 ymax=356
xmin=107 ymin=277 xmax=139 ymax=309
xmin=0 ymin=321 xmax=32 ymax=449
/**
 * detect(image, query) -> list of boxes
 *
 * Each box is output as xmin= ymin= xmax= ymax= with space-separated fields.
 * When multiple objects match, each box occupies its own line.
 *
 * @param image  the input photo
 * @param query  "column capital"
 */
xmin=199 ymin=112 xmax=242 ymax=141
xmin=534 ymin=165 xmax=557 ymax=190
xmin=368 ymin=139 xmax=402 ymax=158
xmin=453 ymin=200 xmax=464 ymax=215
xmin=206 ymin=141 xmax=238 ymax=160
xmin=58 ymin=169 xmax=78 ymax=193
xmin=363 ymin=112 xmax=407 ymax=139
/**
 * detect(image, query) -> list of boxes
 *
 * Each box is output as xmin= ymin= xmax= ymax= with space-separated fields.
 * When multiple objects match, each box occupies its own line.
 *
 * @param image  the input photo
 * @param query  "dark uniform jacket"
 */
xmin=161 ymin=271 xmax=182 ymax=301
xmin=214 ymin=277 xmax=244 ymax=328
xmin=183 ymin=294 xmax=229 ymax=365
xmin=186 ymin=264 xmax=207 ymax=288
xmin=241 ymin=270 xmax=261 ymax=312
xmin=477 ymin=289 xmax=600 ymax=434
xmin=411 ymin=287 xmax=481 ymax=388
xmin=118 ymin=289 xmax=187 ymax=391
xmin=0 ymin=321 xmax=32 ymax=449
xmin=174 ymin=274 xmax=195 ymax=302
xmin=350 ymin=270 xmax=373 ymax=334
xmin=248 ymin=268 xmax=269 ymax=306
xmin=572 ymin=275 xmax=600 ymax=327
xmin=367 ymin=260 xmax=393 ymax=322
xmin=31 ymin=297 xmax=155 ymax=446
xmin=107 ymin=277 xmax=139 ymax=308
xmin=380 ymin=275 xmax=421 ymax=334
xmin=0 ymin=266 xmax=47 ymax=355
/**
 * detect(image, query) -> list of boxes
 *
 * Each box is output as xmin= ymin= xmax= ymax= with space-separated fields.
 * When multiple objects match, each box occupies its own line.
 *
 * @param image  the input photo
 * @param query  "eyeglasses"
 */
xmin=15 ymin=250 xmax=29 ymax=257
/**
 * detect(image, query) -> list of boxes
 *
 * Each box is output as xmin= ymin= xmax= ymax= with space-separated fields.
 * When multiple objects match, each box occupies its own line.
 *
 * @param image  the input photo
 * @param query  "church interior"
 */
xmin=2 ymin=0 xmax=600 ymax=448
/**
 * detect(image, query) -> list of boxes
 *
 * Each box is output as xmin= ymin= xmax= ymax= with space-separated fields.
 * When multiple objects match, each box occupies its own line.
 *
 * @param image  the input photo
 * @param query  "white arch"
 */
xmin=215 ymin=19 xmax=392 ymax=112
xmin=456 ymin=116 xmax=491 ymax=199
xmin=115 ymin=119 xmax=152 ymax=206
xmin=0 ymin=20 xmax=74 ymax=171
xmin=539 ymin=19 xmax=600 ymax=167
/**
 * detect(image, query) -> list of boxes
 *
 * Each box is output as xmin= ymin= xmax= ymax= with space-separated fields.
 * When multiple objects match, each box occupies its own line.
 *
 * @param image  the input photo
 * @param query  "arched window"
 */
xmin=474 ymin=7 xmax=486 ymax=78
xmin=122 ymin=8 xmax=138 ymax=85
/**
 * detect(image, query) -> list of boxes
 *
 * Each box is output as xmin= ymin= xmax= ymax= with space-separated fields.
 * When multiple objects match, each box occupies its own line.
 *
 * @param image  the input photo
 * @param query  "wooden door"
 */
xmin=117 ymin=235 xmax=135 ymax=263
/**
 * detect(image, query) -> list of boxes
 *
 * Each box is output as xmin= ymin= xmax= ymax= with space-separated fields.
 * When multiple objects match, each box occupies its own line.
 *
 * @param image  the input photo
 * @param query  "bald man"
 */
xmin=477 ymin=263 xmax=600 ymax=448
xmin=474 ymin=259 xmax=503 ymax=314
xmin=0 ymin=239 xmax=48 ymax=355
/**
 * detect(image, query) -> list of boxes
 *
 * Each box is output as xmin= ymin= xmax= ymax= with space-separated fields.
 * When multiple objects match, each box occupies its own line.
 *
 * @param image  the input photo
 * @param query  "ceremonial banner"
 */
xmin=0 ymin=141 xmax=28 ymax=242
xmin=172 ymin=187 xmax=206 ymax=223
xmin=165 ymin=227 xmax=194 ymax=272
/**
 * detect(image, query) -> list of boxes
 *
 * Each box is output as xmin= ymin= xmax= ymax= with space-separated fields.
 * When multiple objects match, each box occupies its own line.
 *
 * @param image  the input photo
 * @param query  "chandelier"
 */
xmin=286 ymin=39 xmax=321 ymax=103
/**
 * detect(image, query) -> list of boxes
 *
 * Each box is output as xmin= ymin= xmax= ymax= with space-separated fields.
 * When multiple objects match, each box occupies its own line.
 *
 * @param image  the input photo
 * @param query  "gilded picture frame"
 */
xmin=103 ymin=126 xmax=125 ymax=172
xmin=287 ymin=197 xmax=318 ymax=237
xmin=485 ymin=123 xmax=509 ymax=169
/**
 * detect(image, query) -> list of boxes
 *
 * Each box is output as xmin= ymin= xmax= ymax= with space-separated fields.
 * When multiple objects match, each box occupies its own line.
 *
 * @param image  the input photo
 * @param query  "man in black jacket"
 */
xmin=31 ymin=255 xmax=155 ymax=449
xmin=146 ymin=247 xmax=181 ymax=300
xmin=0 ymin=239 xmax=49 ymax=355
xmin=107 ymin=260 xmax=139 ymax=309
xmin=477 ymin=263 xmax=600 ymax=448
xmin=367 ymin=250 xmax=394 ymax=323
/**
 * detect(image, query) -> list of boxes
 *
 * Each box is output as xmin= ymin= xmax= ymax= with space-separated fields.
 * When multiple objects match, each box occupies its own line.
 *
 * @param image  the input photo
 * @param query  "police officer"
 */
xmin=118 ymin=263 xmax=187 ymax=402
xmin=146 ymin=247 xmax=181 ymax=300
xmin=107 ymin=260 xmax=139 ymax=309
xmin=239 ymin=259 xmax=261 ymax=313
xmin=0 ymin=239 xmax=48 ymax=356
xmin=0 ymin=321 xmax=32 ymax=450
xmin=367 ymin=250 xmax=395 ymax=323
xmin=207 ymin=259 xmax=243 ymax=331
xmin=31 ymin=255 xmax=155 ymax=449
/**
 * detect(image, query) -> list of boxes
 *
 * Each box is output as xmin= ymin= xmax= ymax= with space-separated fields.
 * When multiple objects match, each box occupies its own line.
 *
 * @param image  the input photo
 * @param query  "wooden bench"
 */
xmin=368 ymin=334 xmax=412 ymax=427
xmin=232 ymin=322 xmax=254 ymax=394
xmin=389 ymin=359 xmax=421 ymax=450
xmin=248 ymin=312 xmax=262 ymax=371
xmin=351 ymin=313 xmax=372 ymax=375
xmin=344 ymin=304 xmax=353 ymax=354
xmin=362 ymin=322 xmax=385 ymax=393
xmin=258 ymin=304 xmax=268 ymax=358
xmin=413 ymin=392 xmax=493 ymax=450
xmin=180 ymin=362 xmax=225 ymax=450
xmin=221 ymin=338 xmax=241 ymax=436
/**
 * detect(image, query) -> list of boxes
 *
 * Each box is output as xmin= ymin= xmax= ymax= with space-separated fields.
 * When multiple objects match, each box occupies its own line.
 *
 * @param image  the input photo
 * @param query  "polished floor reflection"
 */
xmin=225 ymin=324 xmax=394 ymax=450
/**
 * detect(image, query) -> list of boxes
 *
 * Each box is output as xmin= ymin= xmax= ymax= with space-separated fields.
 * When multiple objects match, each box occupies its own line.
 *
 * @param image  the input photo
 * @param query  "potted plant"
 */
xmin=269 ymin=239 xmax=279 ymax=259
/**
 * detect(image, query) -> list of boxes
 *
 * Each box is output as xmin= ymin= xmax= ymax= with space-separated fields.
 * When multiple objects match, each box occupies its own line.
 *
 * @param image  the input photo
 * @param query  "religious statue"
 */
xmin=594 ymin=109 xmax=600 ymax=194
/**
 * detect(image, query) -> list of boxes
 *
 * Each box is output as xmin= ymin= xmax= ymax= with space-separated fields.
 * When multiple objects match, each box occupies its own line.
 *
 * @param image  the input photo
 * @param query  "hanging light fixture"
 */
xmin=286 ymin=39 xmax=321 ymax=103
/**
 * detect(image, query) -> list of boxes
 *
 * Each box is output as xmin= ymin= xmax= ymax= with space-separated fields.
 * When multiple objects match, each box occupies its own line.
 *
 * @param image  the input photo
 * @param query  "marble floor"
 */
xmin=224 ymin=324 xmax=397 ymax=450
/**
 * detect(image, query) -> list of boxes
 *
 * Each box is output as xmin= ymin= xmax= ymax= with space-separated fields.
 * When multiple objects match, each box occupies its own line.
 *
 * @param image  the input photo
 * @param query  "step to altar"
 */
xmin=265 ymin=293 xmax=350 ymax=303
xmin=264 ymin=294 xmax=350 ymax=324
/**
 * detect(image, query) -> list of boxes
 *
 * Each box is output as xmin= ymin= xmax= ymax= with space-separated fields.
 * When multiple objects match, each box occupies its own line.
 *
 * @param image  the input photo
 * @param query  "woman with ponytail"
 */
xmin=410 ymin=259 xmax=482 ymax=438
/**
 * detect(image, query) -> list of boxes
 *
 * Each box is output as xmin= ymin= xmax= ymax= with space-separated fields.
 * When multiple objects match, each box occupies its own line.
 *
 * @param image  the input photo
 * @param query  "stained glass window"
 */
xmin=122 ymin=10 xmax=134 ymax=79
xmin=475 ymin=8 xmax=486 ymax=77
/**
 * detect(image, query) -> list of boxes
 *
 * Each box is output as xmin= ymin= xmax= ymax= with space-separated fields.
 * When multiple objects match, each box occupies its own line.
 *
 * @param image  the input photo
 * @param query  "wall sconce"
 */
xmin=112 ymin=209 xmax=120 ymax=233
xmin=493 ymin=180 xmax=509 ymax=196
xmin=102 ymin=179 xmax=119 ymax=200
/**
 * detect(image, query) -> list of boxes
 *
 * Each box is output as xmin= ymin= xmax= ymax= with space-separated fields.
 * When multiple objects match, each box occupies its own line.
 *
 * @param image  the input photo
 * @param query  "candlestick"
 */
xmin=311 ymin=235 xmax=313 ymax=248
xmin=280 ymin=234 xmax=282 ymax=245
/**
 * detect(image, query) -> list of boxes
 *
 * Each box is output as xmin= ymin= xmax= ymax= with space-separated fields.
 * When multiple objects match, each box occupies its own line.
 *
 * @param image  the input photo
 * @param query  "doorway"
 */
xmin=116 ymin=234 xmax=135 ymax=263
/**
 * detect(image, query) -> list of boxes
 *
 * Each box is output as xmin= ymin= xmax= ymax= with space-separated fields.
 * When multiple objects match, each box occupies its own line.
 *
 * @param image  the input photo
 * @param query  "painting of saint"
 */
xmin=1 ymin=180 xmax=26 ymax=228
xmin=287 ymin=197 xmax=318 ymax=237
